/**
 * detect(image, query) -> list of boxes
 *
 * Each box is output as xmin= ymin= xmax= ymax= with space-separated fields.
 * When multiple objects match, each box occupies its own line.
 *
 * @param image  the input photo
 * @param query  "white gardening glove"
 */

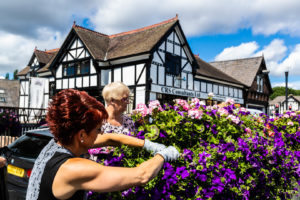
xmin=155 ymin=146 xmax=180 ymax=162
xmin=143 ymin=139 xmax=166 ymax=154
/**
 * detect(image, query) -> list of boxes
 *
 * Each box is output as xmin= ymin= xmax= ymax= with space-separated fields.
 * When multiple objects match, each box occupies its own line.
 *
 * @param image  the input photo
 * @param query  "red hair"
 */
xmin=46 ymin=89 xmax=108 ymax=145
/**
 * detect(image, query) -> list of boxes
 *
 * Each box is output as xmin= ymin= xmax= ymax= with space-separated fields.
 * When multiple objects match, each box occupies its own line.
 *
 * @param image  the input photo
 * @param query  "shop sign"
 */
xmin=151 ymin=84 xmax=244 ymax=104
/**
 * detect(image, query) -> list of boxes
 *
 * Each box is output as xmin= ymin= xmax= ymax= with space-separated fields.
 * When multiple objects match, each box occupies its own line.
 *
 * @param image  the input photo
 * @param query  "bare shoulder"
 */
xmin=59 ymin=158 xmax=103 ymax=180
xmin=52 ymin=157 xmax=104 ymax=198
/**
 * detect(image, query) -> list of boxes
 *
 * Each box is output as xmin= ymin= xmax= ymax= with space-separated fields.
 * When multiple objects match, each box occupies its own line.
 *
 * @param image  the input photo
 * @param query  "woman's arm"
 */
xmin=92 ymin=133 xmax=144 ymax=148
xmin=52 ymin=154 xmax=165 ymax=199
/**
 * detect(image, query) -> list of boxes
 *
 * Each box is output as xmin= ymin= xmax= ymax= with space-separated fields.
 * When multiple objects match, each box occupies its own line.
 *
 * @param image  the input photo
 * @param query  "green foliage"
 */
xmin=5 ymin=73 xmax=9 ymax=80
xmin=13 ymin=69 xmax=19 ymax=80
xmin=88 ymin=100 xmax=299 ymax=200
xmin=270 ymin=86 xmax=300 ymax=100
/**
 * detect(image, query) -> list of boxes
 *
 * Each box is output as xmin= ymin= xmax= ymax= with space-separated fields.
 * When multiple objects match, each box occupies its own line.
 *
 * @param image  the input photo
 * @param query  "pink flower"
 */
xmin=226 ymin=115 xmax=240 ymax=124
xmin=148 ymin=100 xmax=163 ymax=114
xmin=188 ymin=109 xmax=203 ymax=119
xmin=290 ymin=112 xmax=296 ymax=116
xmin=218 ymin=108 xmax=229 ymax=116
xmin=245 ymin=127 xmax=252 ymax=134
xmin=135 ymin=103 xmax=149 ymax=117
xmin=175 ymin=99 xmax=190 ymax=110
xmin=283 ymin=114 xmax=289 ymax=118
xmin=226 ymin=98 xmax=235 ymax=105
xmin=190 ymin=98 xmax=200 ymax=107
xmin=287 ymin=121 xmax=294 ymax=126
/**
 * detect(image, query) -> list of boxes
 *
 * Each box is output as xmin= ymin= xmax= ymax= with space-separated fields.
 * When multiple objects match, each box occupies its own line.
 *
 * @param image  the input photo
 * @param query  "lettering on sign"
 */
xmin=151 ymin=84 xmax=244 ymax=104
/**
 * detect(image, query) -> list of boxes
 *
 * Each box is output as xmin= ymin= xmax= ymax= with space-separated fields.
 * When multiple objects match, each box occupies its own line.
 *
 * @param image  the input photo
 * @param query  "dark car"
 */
xmin=1 ymin=128 xmax=52 ymax=200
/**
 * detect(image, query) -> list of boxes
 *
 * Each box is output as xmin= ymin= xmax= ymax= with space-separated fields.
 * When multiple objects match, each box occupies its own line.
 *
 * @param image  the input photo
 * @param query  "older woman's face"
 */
xmin=111 ymin=93 xmax=130 ymax=113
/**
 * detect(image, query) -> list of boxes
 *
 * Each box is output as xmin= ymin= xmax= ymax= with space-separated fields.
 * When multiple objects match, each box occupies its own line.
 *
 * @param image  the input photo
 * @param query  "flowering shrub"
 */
xmin=88 ymin=99 xmax=300 ymax=200
xmin=0 ymin=108 xmax=21 ymax=136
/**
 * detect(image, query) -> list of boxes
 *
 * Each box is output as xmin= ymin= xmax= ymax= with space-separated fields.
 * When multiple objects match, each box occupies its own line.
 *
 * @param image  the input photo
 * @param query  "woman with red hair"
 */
xmin=26 ymin=89 xmax=179 ymax=200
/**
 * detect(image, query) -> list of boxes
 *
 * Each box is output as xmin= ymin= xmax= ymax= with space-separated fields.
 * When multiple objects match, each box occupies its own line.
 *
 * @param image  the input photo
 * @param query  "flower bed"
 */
xmin=88 ymin=99 xmax=300 ymax=200
xmin=0 ymin=108 xmax=21 ymax=136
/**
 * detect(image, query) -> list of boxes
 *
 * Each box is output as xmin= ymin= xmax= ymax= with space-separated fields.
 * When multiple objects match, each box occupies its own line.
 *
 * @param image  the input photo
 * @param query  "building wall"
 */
xmin=0 ymin=80 xmax=20 ymax=108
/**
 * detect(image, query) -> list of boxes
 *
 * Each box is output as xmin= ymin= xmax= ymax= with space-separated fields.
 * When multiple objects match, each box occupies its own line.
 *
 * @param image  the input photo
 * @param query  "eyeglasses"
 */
xmin=120 ymin=96 xmax=133 ymax=103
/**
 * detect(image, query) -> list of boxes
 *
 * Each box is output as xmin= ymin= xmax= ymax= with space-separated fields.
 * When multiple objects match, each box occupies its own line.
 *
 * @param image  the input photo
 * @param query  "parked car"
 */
xmin=247 ymin=108 xmax=264 ymax=115
xmin=1 ymin=128 xmax=52 ymax=200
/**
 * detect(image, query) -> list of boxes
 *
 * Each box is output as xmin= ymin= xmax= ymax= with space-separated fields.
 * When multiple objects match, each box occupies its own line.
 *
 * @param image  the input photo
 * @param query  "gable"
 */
xmin=150 ymin=24 xmax=196 ymax=91
xmin=61 ymin=37 xmax=91 ymax=62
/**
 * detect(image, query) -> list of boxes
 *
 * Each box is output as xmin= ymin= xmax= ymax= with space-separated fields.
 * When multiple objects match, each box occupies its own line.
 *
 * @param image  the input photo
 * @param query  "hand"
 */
xmin=155 ymin=146 xmax=180 ymax=162
xmin=143 ymin=139 xmax=166 ymax=154
xmin=0 ymin=156 xmax=6 ymax=168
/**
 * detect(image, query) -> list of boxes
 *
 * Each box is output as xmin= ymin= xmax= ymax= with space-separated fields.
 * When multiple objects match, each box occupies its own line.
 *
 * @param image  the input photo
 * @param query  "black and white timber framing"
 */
xmin=19 ymin=16 xmax=254 ymax=115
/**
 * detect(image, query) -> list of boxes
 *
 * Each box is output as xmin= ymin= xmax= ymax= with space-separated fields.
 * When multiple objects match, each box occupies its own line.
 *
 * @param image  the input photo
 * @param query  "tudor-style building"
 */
xmin=210 ymin=56 xmax=272 ymax=113
xmin=41 ymin=16 xmax=246 ymax=110
xmin=17 ymin=48 xmax=58 ymax=122
xmin=269 ymin=95 xmax=300 ymax=114
xmin=18 ymin=16 xmax=251 ymax=115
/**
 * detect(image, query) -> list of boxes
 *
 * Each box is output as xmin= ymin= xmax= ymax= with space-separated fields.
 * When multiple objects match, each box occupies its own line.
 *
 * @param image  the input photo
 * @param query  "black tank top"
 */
xmin=37 ymin=152 xmax=85 ymax=200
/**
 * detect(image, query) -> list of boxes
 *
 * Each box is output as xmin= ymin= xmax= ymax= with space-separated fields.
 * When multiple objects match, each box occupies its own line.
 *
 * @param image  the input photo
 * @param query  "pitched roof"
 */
xmin=35 ymin=49 xmax=57 ymax=64
xmin=73 ymin=26 xmax=109 ymax=60
xmin=210 ymin=56 xmax=264 ymax=87
xmin=195 ymin=56 xmax=244 ymax=86
xmin=71 ymin=16 xmax=178 ymax=61
xmin=17 ymin=66 xmax=30 ymax=76
xmin=269 ymin=95 xmax=300 ymax=105
xmin=107 ymin=17 xmax=177 ymax=60
xmin=17 ymin=48 xmax=59 ymax=76
xmin=37 ymin=50 xmax=59 ymax=73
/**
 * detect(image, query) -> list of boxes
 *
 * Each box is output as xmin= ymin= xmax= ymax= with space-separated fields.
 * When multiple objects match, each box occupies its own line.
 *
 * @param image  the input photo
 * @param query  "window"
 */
xmin=64 ymin=63 xmax=75 ymax=77
xmin=213 ymin=84 xmax=218 ymax=94
xmin=80 ymin=60 xmax=90 ymax=75
xmin=165 ymin=52 xmax=181 ymax=76
xmin=207 ymin=83 xmax=212 ymax=93
xmin=0 ymin=97 xmax=5 ymax=102
xmin=229 ymin=87 xmax=233 ymax=96
xmin=201 ymin=82 xmax=207 ymax=92
xmin=257 ymin=75 xmax=264 ymax=93
xmin=63 ymin=60 xmax=90 ymax=77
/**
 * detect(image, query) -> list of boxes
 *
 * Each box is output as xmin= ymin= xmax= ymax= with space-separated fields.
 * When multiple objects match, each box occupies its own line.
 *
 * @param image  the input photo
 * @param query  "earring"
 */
xmin=81 ymin=139 xmax=84 ymax=143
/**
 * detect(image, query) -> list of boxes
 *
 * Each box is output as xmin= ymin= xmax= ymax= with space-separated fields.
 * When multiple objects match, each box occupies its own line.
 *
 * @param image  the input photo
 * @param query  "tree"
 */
xmin=5 ymin=73 xmax=9 ymax=80
xmin=270 ymin=86 xmax=300 ymax=100
xmin=13 ymin=69 xmax=19 ymax=80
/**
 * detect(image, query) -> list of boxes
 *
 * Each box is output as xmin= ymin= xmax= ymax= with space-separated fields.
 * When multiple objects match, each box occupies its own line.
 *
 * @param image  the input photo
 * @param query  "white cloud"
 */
xmin=0 ymin=29 xmax=63 ymax=75
xmin=273 ymin=81 xmax=300 ymax=90
xmin=255 ymin=39 xmax=287 ymax=62
xmin=269 ymin=44 xmax=300 ymax=76
xmin=89 ymin=0 xmax=300 ymax=36
xmin=214 ymin=42 xmax=259 ymax=61
xmin=215 ymin=39 xmax=300 ymax=77
xmin=1 ymin=0 xmax=300 ymax=77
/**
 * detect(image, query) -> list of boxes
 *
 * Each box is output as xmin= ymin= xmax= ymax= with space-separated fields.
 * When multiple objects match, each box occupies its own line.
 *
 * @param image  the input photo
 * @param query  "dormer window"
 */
xmin=165 ymin=52 xmax=181 ymax=76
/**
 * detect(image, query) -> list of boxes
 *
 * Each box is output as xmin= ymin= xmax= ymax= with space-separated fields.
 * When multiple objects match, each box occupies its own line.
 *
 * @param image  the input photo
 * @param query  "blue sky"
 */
xmin=1 ymin=0 xmax=300 ymax=89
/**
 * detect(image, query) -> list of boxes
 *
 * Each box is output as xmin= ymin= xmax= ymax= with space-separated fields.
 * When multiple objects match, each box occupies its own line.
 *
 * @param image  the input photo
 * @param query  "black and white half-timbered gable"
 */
xmin=46 ymin=16 xmax=248 ymax=111
xmin=17 ymin=48 xmax=58 ymax=122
